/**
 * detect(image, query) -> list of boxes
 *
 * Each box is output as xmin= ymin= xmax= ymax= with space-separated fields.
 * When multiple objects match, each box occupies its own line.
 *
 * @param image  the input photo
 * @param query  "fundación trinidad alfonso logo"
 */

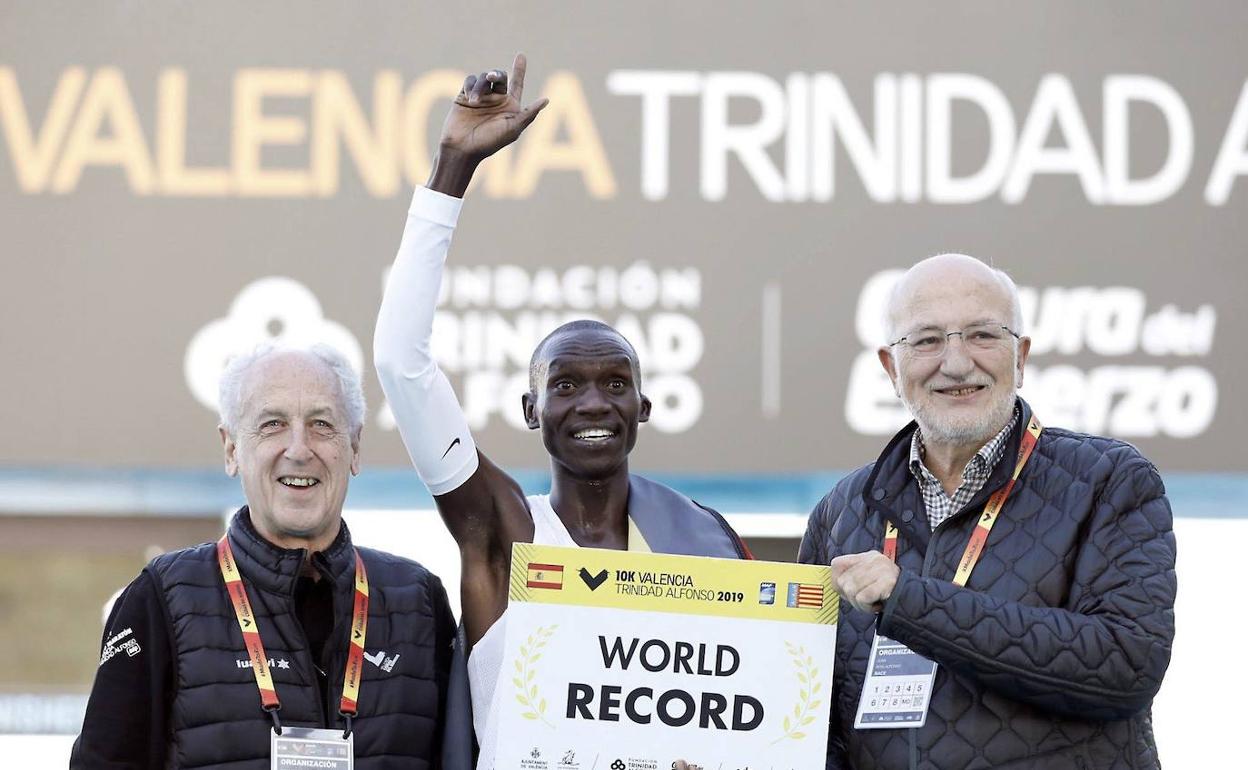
xmin=184 ymin=276 xmax=364 ymax=417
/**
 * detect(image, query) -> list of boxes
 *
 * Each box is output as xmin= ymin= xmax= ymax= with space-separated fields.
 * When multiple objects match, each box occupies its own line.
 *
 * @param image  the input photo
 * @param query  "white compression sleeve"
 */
xmin=374 ymin=187 xmax=480 ymax=495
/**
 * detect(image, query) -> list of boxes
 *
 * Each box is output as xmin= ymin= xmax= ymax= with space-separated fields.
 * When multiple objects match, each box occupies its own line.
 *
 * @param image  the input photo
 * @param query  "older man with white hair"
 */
xmin=72 ymin=343 xmax=458 ymax=769
xmin=800 ymin=254 xmax=1176 ymax=769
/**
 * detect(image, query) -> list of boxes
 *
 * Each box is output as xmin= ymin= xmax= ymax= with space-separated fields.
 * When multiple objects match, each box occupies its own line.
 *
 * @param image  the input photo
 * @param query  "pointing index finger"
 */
xmin=509 ymin=52 xmax=528 ymax=101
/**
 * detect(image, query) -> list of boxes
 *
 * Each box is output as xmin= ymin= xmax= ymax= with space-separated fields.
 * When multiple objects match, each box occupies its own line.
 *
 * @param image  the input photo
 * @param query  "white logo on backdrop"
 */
xmin=183 ymin=277 xmax=364 ymax=414
xmin=412 ymin=262 xmax=706 ymax=434
xmin=845 ymin=270 xmax=1218 ymax=439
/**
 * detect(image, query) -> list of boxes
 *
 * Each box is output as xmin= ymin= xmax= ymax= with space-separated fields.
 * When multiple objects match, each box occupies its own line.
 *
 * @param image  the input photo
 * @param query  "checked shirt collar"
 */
xmin=909 ymin=407 xmax=1019 ymax=532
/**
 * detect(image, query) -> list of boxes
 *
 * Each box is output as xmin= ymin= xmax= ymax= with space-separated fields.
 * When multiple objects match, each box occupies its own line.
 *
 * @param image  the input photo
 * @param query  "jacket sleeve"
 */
xmin=878 ymin=455 xmax=1177 ymax=721
xmin=70 ymin=569 xmax=174 ymax=769
xmin=798 ymin=485 xmax=844 ymax=567
xmin=429 ymin=573 xmax=471 ymax=770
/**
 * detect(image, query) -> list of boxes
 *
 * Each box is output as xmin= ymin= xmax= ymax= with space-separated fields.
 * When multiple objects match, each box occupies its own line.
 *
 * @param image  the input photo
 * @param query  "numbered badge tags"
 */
xmin=853 ymin=634 xmax=937 ymax=729
xmin=271 ymin=726 xmax=353 ymax=770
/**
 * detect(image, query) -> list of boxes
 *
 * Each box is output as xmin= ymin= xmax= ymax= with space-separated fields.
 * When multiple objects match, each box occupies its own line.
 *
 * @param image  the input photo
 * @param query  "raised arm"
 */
xmin=374 ymin=55 xmax=547 ymax=643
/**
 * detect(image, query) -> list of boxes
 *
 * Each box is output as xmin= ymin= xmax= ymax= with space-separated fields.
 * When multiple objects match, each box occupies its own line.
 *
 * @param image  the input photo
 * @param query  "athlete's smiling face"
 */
xmin=220 ymin=351 xmax=360 ymax=551
xmin=523 ymin=328 xmax=651 ymax=480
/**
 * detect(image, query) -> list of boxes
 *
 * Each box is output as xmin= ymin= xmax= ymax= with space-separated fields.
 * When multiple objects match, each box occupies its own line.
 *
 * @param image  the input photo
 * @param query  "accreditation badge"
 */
xmin=491 ymin=544 xmax=838 ymax=769
xmin=271 ymin=726 xmax=353 ymax=770
xmin=853 ymin=633 xmax=937 ymax=729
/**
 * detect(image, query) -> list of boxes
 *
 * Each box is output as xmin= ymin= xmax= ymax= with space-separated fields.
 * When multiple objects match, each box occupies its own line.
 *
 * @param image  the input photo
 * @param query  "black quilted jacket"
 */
xmin=799 ymin=399 xmax=1176 ymax=769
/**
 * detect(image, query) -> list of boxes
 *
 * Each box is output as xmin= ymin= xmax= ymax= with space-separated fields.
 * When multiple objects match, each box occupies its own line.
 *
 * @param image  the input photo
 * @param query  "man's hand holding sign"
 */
xmin=829 ymin=551 xmax=900 ymax=613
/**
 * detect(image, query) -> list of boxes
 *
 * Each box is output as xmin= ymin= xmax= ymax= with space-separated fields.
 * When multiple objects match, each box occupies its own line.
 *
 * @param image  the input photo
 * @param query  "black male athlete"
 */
xmin=373 ymin=54 xmax=749 ymax=766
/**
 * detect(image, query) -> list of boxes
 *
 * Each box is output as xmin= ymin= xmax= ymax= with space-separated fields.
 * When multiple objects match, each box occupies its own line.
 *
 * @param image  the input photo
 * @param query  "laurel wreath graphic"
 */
xmin=772 ymin=641 xmax=822 ymax=743
xmin=513 ymin=624 xmax=558 ymax=727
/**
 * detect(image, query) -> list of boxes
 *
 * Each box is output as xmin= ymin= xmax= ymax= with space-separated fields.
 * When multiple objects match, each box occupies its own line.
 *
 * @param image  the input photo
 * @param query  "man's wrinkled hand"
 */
xmin=439 ymin=52 xmax=549 ymax=163
xmin=829 ymin=551 xmax=900 ymax=614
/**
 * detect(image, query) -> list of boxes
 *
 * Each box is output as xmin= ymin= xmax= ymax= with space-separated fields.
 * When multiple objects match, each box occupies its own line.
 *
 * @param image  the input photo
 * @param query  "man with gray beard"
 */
xmin=800 ymin=254 xmax=1176 ymax=769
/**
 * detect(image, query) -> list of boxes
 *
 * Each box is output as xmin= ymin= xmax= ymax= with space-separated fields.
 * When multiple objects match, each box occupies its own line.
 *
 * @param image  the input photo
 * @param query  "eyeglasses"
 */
xmin=889 ymin=324 xmax=1020 ymax=357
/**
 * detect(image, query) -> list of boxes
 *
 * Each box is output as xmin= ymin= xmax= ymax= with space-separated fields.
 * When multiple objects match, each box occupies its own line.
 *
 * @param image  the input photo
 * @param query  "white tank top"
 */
xmin=468 ymin=494 xmax=577 ymax=770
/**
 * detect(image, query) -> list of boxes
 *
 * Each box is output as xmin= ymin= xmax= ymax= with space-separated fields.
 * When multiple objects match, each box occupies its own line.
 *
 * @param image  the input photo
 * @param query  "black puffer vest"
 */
xmin=148 ymin=509 xmax=454 ymax=769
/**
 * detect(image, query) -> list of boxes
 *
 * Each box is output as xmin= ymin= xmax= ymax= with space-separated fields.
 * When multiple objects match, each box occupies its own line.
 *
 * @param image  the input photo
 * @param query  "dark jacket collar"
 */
xmin=862 ymin=398 xmax=1035 ymax=553
xmin=225 ymin=507 xmax=355 ymax=596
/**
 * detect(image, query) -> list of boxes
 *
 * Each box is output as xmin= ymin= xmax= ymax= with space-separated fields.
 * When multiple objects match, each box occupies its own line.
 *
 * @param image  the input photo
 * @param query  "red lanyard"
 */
xmin=217 ymin=535 xmax=370 ymax=722
xmin=884 ymin=415 xmax=1043 ymax=587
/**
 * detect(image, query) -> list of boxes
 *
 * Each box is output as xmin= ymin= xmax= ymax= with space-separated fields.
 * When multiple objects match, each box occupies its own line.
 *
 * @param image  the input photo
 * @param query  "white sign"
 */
xmin=490 ymin=545 xmax=838 ymax=770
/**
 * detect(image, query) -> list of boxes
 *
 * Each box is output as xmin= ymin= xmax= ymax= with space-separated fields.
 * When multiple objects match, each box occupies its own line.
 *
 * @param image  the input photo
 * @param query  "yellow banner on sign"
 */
xmin=509 ymin=543 xmax=838 ymax=626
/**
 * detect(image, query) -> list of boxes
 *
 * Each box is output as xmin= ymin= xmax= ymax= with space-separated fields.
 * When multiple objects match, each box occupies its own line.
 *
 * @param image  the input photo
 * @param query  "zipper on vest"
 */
xmin=313 ymin=550 xmax=338 ymax=727
xmin=292 ymin=611 xmax=330 ymax=726
xmin=295 ymin=550 xmax=332 ymax=727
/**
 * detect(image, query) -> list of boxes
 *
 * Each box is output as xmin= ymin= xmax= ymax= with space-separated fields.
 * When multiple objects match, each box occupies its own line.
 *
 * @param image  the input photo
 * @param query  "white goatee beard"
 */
xmin=904 ymin=384 xmax=1017 ymax=449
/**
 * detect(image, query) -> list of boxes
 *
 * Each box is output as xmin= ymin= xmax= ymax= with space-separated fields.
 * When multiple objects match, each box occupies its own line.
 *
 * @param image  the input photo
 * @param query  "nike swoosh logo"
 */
xmin=441 ymin=437 xmax=462 ymax=459
xmin=579 ymin=567 xmax=608 ymax=591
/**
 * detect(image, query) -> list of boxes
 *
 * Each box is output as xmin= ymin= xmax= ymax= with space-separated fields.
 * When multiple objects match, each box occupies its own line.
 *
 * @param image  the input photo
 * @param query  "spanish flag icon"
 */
xmin=526 ymin=562 xmax=564 ymax=590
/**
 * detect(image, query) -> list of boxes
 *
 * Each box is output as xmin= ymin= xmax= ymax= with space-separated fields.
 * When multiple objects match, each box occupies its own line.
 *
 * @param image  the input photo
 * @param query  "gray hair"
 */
xmin=883 ymin=255 xmax=1024 ymax=343
xmin=218 ymin=342 xmax=366 ymax=437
